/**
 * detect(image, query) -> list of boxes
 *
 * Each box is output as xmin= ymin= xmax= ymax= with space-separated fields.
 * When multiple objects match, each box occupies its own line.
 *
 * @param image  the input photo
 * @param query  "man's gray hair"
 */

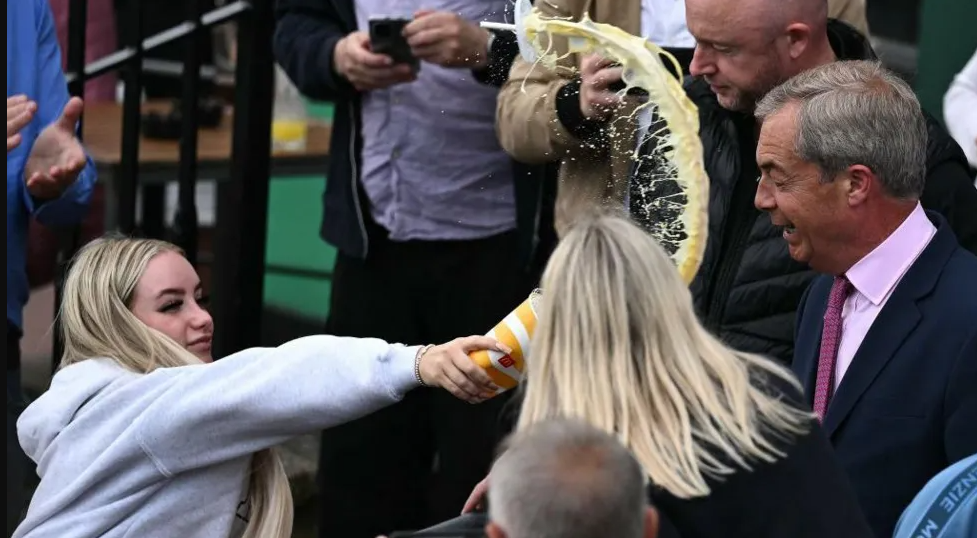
xmin=487 ymin=419 xmax=648 ymax=538
xmin=755 ymin=60 xmax=928 ymax=199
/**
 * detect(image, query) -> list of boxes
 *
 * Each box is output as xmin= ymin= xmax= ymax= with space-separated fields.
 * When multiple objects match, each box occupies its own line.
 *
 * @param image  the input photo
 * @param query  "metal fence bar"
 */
xmin=174 ymin=0 xmax=204 ymax=264
xmin=65 ymin=0 xmax=88 ymax=115
xmin=52 ymin=0 xmax=90 ymax=371
xmin=57 ymin=0 xmax=268 ymax=362
xmin=64 ymin=2 xmax=250 ymax=85
xmin=133 ymin=58 xmax=229 ymax=83
xmin=116 ymin=0 xmax=145 ymax=235
xmin=212 ymin=0 xmax=275 ymax=357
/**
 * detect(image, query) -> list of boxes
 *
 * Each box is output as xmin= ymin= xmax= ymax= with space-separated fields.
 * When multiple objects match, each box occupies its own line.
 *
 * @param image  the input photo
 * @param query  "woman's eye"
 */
xmin=160 ymin=301 xmax=183 ymax=313
xmin=196 ymin=294 xmax=211 ymax=306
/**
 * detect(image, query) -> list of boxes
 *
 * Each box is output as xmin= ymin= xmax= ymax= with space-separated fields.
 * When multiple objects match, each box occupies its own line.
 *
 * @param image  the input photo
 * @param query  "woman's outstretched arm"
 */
xmin=131 ymin=335 xmax=490 ymax=476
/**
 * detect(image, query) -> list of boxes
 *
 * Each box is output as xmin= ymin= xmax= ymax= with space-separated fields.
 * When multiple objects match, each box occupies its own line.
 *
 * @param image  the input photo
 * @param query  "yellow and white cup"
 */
xmin=469 ymin=289 xmax=541 ymax=395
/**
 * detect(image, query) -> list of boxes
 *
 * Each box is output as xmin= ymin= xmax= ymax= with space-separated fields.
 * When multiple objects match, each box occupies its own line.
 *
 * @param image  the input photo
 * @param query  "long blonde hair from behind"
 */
xmin=518 ymin=212 xmax=812 ymax=499
xmin=58 ymin=236 xmax=293 ymax=538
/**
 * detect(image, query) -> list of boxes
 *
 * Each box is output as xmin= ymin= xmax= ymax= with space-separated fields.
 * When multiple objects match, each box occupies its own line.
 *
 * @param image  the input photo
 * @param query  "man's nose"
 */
xmin=754 ymin=177 xmax=775 ymax=211
xmin=689 ymin=47 xmax=713 ymax=77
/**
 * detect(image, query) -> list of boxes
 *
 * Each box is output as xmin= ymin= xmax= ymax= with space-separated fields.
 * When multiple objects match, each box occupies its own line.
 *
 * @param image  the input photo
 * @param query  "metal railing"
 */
xmin=54 ymin=0 xmax=276 ymax=365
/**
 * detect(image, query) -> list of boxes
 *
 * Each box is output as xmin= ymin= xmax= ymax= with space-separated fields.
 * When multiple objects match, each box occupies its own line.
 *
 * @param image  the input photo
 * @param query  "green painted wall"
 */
xmin=915 ymin=0 xmax=977 ymax=124
xmin=262 ymin=101 xmax=336 ymax=322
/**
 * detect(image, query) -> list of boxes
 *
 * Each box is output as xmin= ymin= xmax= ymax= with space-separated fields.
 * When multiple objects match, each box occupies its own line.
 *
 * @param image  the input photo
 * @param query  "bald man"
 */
xmin=497 ymin=0 xmax=866 ymax=239
xmin=496 ymin=0 xmax=977 ymax=365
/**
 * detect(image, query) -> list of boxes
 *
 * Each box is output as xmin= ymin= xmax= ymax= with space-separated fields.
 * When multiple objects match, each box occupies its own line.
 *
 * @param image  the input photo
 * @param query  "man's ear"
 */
xmin=643 ymin=506 xmax=659 ymax=538
xmin=486 ymin=521 xmax=507 ymax=538
xmin=845 ymin=164 xmax=874 ymax=207
xmin=784 ymin=22 xmax=813 ymax=60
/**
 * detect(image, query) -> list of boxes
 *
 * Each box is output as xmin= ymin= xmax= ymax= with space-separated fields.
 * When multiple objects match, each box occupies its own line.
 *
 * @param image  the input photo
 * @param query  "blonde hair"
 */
xmin=517 ymin=212 xmax=812 ymax=498
xmin=59 ymin=235 xmax=293 ymax=538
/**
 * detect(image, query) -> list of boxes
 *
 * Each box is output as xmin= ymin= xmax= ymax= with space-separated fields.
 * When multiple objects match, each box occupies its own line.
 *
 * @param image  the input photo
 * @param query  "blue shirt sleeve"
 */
xmin=20 ymin=0 xmax=97 ymax=228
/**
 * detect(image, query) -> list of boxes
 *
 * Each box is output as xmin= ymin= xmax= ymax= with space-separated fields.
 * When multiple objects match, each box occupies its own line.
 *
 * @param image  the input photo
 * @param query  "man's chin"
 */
xmin=786 ymin=243 xmax=811 ymax=265
xmin=715 ymin=92 xmax=751 ymax=112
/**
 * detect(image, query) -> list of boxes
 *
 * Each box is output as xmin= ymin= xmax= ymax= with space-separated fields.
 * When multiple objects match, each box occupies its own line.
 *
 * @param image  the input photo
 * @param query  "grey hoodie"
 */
xmin=14 ymin=335 xmax=421 ymax=538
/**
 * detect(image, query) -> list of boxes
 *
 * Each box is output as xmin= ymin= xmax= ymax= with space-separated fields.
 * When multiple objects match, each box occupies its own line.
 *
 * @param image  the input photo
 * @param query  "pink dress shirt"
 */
xmin=834 ymin=203 xmax=937 ymax=390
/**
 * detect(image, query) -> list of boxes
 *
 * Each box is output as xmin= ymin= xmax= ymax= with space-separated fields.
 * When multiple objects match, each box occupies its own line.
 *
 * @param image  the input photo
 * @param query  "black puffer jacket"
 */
xmin=683 ymin=20 xmax=977 ymax=365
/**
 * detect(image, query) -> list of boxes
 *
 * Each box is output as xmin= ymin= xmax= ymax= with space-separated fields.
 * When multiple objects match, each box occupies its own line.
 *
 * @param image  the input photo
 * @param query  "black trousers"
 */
xmin=316 ymin=218 xmax=534 ymax=538
xmin=7 ymin=323 xmax=27 ymax=538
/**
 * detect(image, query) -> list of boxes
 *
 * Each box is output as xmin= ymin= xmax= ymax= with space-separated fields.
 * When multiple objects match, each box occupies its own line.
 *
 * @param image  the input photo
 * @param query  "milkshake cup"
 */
xmin=469 ymin=289 xmax=541 ymax=395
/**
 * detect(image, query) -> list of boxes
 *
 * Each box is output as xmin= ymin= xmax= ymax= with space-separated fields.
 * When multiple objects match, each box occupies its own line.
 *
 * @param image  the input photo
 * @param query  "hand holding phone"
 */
xmin=334 ymin=30 xmax=416 ymax=91
xmin=369 ymin=18 xmax=419 ymax=70
xmin=402 ymin=10 xmax=491 ymax=68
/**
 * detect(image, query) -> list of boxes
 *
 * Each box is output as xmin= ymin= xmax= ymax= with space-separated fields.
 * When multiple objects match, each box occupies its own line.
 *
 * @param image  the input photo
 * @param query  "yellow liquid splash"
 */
xmin=518 ymin=9 xmax=710 ymax=285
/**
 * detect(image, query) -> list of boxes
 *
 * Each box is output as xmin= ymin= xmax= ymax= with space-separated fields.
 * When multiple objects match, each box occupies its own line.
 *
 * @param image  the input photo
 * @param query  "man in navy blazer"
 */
xmin=753 ymin=60 xmax=977 ymax=538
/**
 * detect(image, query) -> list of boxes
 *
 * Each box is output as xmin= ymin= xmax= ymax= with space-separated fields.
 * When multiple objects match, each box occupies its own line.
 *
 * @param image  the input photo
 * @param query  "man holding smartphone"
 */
xmin=273 ymin=2 xmax=554 ymax=537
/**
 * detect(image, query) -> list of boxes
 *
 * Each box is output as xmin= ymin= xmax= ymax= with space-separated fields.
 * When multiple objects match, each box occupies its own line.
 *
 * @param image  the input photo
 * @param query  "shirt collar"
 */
xmin=845 ymin=203 xmax=936 ymax=306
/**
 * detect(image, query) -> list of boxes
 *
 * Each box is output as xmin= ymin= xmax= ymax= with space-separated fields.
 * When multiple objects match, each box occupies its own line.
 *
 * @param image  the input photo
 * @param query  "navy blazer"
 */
xmin=793 ymin=211 xmax=977 ymax=538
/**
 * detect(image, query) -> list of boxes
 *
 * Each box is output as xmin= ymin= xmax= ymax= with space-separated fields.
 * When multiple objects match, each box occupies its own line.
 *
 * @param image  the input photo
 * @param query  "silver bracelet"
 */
xmin=414 ymin=344 xmax=435 ymax=387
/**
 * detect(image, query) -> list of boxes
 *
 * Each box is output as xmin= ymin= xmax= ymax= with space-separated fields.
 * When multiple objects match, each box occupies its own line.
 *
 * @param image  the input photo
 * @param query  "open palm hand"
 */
xmin=25 ymin=97 xmax=87 ymax=200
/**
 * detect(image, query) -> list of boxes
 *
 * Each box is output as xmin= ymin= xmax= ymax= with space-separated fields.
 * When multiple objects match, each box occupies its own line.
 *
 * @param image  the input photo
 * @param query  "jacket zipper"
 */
xmin=702 ymin=118 xmax=746 ymax=332
xmin=703 ymin=167 xmax=759 ymax=332
xmin=348 ymin=103 xmax=368 ymax=257
xmin=704 ymin=214 xmax=750 ymax=331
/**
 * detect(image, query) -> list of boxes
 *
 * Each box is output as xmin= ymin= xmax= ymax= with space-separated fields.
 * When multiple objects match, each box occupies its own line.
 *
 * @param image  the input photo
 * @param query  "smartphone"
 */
xmin=368 ymin=17 xmax=419 ymax=70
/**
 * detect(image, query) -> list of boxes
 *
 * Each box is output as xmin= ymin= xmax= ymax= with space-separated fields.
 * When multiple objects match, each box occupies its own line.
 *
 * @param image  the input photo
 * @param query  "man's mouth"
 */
xmin=703 ymin=77 xmax=724 ymax=89
xmin=771 ymin=216 xmax=797 ymax=237
xmin=783 ymin=223 xmax=797 ymax=237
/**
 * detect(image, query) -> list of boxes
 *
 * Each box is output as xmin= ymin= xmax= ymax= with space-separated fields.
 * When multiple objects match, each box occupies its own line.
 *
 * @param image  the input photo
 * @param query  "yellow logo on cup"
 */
xmin=469 ymin=289 xmax=541 ymax=394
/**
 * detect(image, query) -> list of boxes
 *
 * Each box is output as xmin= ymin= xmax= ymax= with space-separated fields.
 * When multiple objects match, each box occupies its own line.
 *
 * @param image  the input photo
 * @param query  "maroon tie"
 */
xmin=813 ymin=276 xmax=853 ymax=422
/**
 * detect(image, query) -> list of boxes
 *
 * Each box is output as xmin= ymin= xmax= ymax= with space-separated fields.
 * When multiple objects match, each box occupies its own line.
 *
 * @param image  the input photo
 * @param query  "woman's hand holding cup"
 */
xmin=418 ymin=336 xmax=509 ymax=403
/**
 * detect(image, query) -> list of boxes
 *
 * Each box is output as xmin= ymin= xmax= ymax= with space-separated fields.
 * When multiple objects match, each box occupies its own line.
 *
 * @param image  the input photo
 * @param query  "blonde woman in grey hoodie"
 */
xmin=14 ymin=236 xmax=506 ymax=538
